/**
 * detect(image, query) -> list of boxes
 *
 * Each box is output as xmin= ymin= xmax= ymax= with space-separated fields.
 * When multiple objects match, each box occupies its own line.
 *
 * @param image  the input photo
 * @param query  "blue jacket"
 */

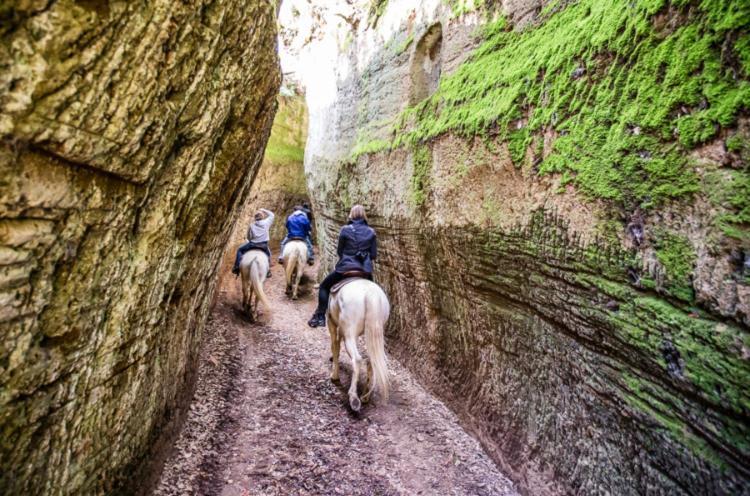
xmin=286 ymin=210 xmax=311 ymax=238
xmin=335 ymin=219 xmax=377 ymax=274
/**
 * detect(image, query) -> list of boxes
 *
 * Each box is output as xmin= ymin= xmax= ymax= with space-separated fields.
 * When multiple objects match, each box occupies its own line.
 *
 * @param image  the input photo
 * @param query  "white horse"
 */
xmin=327 ymin=279 xmax=390 ymax=412
xmin=240 ymin=250 xmax=271 ymax=320
xmin=282 ymin=240 xmax=308 ymax=300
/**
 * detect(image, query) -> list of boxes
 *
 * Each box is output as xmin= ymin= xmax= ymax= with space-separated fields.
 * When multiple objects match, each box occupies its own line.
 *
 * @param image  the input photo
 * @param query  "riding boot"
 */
xmin=307 ymin=313 xmax=325 ymax=328
xmin=231 ymin=265 xmax=240 ymax=276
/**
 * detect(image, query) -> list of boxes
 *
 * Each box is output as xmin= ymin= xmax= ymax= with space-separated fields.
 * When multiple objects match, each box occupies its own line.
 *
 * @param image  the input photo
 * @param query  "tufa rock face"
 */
xmin=295 ymin=0 xmax=749 ymax=494
xmin=0 ymin=1 xmax=280 ymax=494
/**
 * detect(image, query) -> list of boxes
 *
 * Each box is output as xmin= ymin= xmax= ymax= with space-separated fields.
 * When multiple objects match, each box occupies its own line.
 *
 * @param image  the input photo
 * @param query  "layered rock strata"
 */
xmin=293 ymin=0 xmax=750 ymax=493
xmin=0 ymin=1 xmax=279 ymax=493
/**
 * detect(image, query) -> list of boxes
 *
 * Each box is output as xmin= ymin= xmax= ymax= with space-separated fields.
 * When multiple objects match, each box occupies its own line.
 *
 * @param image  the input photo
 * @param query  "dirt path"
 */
xmin=153 ymin=258 xmax=517 ymax=496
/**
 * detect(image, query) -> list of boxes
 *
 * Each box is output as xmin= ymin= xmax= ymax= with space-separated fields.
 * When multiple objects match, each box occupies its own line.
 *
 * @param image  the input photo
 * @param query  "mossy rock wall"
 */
xmin=0 ymin=2 xmax=280 ymax=493
xmin=302 ymin=0 xmax=749 ymax=493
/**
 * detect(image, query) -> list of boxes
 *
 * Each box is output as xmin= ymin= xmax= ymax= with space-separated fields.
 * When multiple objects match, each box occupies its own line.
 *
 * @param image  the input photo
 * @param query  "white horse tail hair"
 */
xmin=285 ymin=247 xmax=298 ymax=287
xmin=250 ymin=259 xmax=272 ymax=312
xmin=365 ymin=290 xmax=389 ymax=402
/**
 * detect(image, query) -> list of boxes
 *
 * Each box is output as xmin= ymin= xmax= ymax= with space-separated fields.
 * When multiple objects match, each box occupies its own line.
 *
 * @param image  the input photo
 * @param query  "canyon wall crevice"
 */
xmin=290 ymin=0 xmax=749 ymax=493
xmin=217 ymin=89 xmax=310 ymax=290
xmin=0 ymin=1 xmax=280 ymax=493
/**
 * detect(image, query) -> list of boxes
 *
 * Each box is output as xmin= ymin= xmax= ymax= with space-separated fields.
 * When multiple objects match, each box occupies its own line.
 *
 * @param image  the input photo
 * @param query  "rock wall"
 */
xmin=293 ymin=0 xmax=750 ymax=494
xmin=217 ymin=90 xmax=309 ymax=290
xmin=0 ymin=2 xmax=280 ymax=494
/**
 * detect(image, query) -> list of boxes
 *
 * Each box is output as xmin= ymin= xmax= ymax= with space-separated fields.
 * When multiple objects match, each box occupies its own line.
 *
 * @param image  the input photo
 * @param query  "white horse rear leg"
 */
xmin=362 ymin=361 xmax=374 ymax=404
xmin=293 ymin=266 xmax=302 ymax=300
xmin=249 ymin=281 xmax=258 ymax=320
xmin=343 ymin=336 xmax=362 ymax=412
xmin=241 ymin=278 xmax=249 ymax=313
xmin=329 ymin=319 xmax=340 ymax=381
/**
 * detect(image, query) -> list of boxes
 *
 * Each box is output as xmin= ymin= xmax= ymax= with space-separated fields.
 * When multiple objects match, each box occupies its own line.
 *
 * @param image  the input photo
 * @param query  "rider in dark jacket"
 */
xmin=308 ymin=205 xmax=376 ymax=328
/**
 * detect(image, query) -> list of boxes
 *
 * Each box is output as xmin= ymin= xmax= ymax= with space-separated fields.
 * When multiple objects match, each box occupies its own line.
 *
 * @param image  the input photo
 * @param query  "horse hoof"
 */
xmin=349 ymin=397 xmax=361 ymax=412
xmin=292 ymin=295 xmax=298 ymax=301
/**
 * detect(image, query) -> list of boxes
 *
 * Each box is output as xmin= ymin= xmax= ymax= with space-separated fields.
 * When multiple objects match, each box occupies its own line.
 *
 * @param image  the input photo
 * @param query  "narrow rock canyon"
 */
xmin=1 ymin=0 xmax=748 ymax=495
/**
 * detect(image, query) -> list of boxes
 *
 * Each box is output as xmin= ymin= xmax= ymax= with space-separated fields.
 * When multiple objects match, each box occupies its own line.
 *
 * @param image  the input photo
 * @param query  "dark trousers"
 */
xmin=315 ymin=271 xmax=372 ymax=315
xmin=234 ymin=241 xmax=271 ymax=269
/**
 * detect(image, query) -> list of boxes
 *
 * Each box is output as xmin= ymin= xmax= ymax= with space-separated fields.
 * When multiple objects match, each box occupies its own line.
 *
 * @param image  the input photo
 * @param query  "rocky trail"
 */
xmin=153 ymin=257 xmax=517 ymax=496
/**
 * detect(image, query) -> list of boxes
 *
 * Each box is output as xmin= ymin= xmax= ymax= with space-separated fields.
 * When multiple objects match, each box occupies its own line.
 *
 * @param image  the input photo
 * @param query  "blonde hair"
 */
xmin=348 ymin=204 xmax=367 ymax=222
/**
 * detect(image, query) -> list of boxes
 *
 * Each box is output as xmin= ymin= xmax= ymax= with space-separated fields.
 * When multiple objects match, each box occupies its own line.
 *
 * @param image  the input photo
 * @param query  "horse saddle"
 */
xmin=330 ymin=271 xmax=369 ymax=294
xmin=288 ymin=236 xmax=306 ymax=241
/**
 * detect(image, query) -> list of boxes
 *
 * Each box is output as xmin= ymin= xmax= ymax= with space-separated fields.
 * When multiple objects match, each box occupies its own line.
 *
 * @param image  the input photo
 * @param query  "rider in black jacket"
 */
xmin=308 ymin=205 xmax=376 ymax=328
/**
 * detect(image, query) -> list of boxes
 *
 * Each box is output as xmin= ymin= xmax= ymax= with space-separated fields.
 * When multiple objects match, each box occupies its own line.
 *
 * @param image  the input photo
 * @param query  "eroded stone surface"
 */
xmin=0 ymin=1 xmax=280 ymax=493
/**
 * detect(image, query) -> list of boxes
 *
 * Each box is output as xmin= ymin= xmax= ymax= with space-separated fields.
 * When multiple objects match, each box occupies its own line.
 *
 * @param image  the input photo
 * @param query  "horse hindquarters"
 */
xmin=283 ymin=241 xmax=306 ymax=299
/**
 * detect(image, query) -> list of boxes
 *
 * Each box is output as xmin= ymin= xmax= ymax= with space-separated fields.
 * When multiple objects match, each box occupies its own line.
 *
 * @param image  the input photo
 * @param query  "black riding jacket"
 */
xmin=334 ymin=219 xmax=377 ymax=274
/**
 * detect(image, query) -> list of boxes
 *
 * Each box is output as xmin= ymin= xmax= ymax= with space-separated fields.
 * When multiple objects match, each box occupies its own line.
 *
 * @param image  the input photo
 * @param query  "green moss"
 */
xmin=622 ymin=372 xmax=729 ymax=470
xmin=410 ymin=143 xmax=432 ymax=206
xmin=704 ymin=168 xmax=750 ymax=240
xmin=335 ymin=160 xmax=355 ymax=207
xmin=368 ymin=0 xmax=389 ymax=26
xmin=378 ymin=0 xmax=750 ymax=209
xmin=725 ymin=134 xmax=748 ymax=154
xmin=653 ymin=230 xmax=696 ymax=302
xmin=442 ymin=0 xmax=481 ymax=18
xmin=614 ymin=295 xmax=750 ymax=415
xmin=263 ymin=95 xmax=306 ymax=166
xmin=351 ymin=138 xmax=391 ymax=158
xmin=508 ymin=127 xmax=531 ymax=167
xmin=736 ymin=33 xmax=750 ymax=77
xmin=593 ymin=218 xmax=624 ymax=247
xmin=395 ymin=34 xmax=414 ymax=55
xmin=576 ymin=273 xmax=632 ymax=300
xmin=264 ymin=141 xmax=304 ymax=164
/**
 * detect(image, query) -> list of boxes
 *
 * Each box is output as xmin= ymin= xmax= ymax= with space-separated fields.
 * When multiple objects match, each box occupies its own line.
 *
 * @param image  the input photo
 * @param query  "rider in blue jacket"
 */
xmin=308 ymin=205 xmax=376 ymax=328
xmin=279 ymin=205 xmax=315 ymax=265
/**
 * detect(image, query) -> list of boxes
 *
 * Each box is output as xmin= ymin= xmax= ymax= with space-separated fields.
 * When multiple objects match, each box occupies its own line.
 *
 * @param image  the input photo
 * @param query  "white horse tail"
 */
xmin=250 ymin=259 xmax=272 ymax=312
xmin=365 ymin=290 xmax=389 ymax=402
xmin=285 ymin=247 xmax=299 ymax=286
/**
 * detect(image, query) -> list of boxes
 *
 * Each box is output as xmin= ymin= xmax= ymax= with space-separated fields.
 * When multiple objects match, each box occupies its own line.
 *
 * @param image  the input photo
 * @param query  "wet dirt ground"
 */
xmin=153 ymin=257 xmax=517 ymax=496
